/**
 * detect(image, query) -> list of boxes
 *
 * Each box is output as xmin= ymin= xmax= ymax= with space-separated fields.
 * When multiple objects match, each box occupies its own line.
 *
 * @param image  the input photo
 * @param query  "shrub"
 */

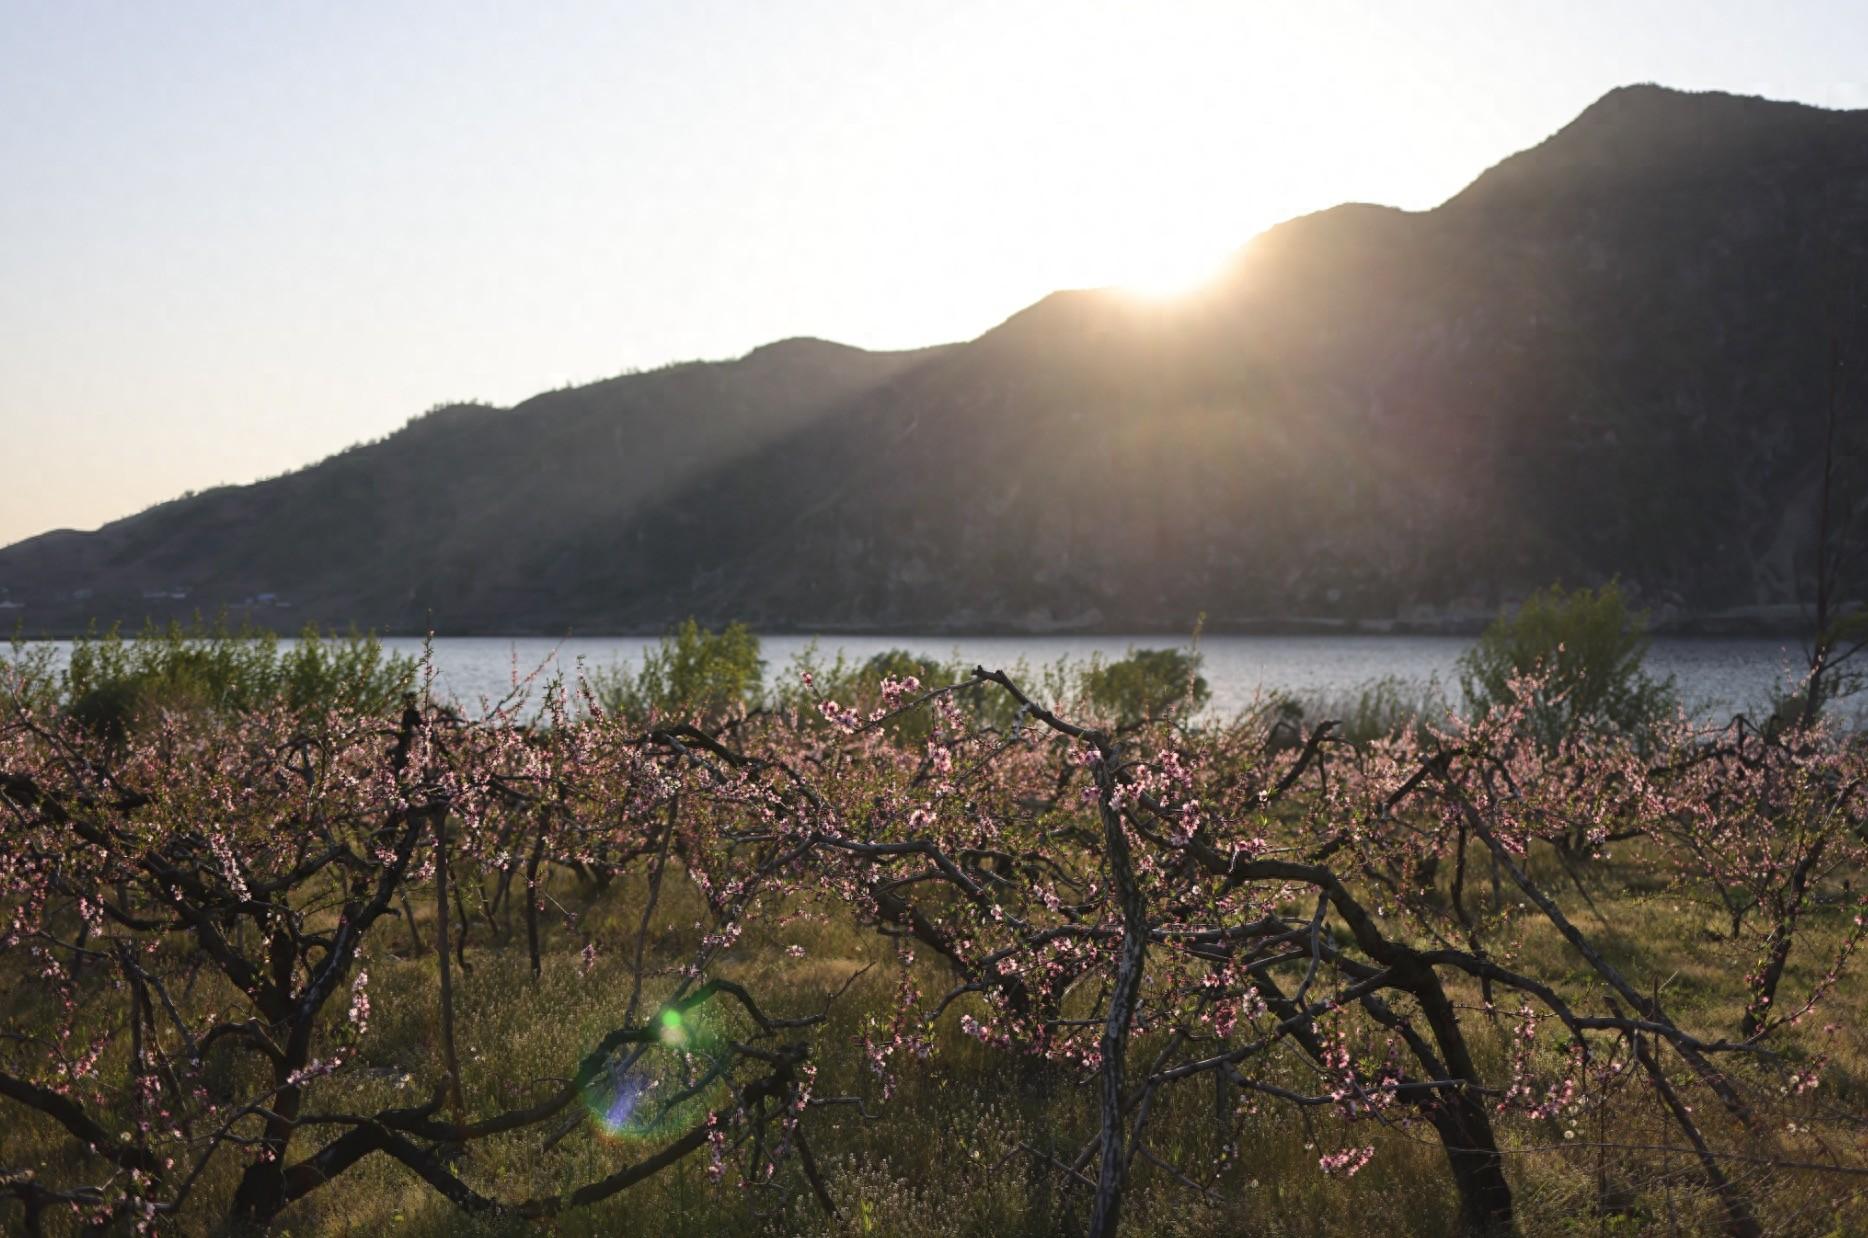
xmin=775 ymin=645 xmax=1040 ymax=740
xmin=0 ymin=638 xmax=60 ymax=718
xmin=1266 ymin=674 xmax=1452 ymax=745
xmin=835 ymin=649 xmax=954 ymax=740
xmin=50 ymin=621 xmax=415 ymax=738
xmin=593 ymin=619 xmax=764 ymax=722
xmin=774 ymin=646 xmax=951 ymax=710
xmin=1458 ymin=581 xmax=1675 ymax=748
xmin=858 ymin=648 xmax=952 ymax=693
xmin=1780 ymin=610 xmax=1868 ymax=731
xmin=1080 ymin=647 xmax=1210 ymax=727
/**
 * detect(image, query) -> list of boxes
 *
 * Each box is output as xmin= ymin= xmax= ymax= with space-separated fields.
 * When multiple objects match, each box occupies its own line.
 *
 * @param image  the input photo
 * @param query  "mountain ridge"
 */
xmin=4 ymin=84 xmax=1865 ymax=637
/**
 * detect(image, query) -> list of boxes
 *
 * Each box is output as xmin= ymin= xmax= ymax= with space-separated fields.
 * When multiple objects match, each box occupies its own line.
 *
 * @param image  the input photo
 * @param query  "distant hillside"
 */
xmin=4 ymin=84 xmax=1865 ymax=636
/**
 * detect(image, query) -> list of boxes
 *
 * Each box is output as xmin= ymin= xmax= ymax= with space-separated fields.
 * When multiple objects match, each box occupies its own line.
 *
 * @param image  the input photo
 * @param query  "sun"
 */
xmin=1108 ymin=236 xmax=1235 ymax=299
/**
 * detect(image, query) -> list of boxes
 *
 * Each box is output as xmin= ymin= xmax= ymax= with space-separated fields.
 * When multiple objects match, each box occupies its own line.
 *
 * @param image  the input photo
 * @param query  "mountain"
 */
xmin=4 ymin=84 xmax=1866 ymax=636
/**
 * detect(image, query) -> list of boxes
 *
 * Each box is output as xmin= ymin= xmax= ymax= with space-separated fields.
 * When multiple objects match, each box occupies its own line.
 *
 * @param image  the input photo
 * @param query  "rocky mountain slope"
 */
xmin=4 ymin=84 xmax=1865 ymax=635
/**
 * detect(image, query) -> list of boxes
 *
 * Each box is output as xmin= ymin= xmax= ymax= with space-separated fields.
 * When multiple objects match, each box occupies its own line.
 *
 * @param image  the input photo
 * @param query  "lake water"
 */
xmin=348 ymin=634 xmax=1817 ymax=724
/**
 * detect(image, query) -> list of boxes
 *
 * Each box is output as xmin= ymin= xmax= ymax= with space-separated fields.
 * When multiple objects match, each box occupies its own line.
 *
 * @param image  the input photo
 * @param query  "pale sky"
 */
xmin=3 ymin=1 xmax=1864 ymax=547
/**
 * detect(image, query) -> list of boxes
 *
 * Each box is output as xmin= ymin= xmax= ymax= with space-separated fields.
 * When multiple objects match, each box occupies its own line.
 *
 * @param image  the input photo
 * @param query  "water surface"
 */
xmin=373 ymin=634 xmax=1809 ymax=724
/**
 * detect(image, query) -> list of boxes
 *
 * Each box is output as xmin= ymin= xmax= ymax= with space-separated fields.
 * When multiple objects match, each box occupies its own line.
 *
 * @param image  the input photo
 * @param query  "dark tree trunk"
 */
xmin=1427 ymin=1092 xmax=1518 ymax=1237
xmin=1088 ymin=755 xmax=1149 ymax=1238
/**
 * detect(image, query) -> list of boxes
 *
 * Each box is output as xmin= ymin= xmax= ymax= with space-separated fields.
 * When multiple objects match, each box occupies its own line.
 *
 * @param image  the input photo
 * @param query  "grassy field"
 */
xmin=11 ymin=801 xmax=1859 ymax=1235
xmin=4 ymin=629 xmax=1865 ymax=1235
xmin=283 ymin=853 xmax=1868 ymax=1236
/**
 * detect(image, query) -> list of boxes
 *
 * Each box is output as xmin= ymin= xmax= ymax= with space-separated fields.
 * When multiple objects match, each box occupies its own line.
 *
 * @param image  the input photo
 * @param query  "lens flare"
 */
xmin=584 ymin=1006 xmax=727 ymax=1142
xmin=595 ymin=1072 xmax=648 ymax=1136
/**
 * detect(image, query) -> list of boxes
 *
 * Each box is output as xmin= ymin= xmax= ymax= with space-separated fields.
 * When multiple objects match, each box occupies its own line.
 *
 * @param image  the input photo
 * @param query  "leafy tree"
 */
xmin=1459 ymin=582 xmax=1675 ymax=748
xmin=1264 ymin=674 xmax=1452 ymax=746
xmin=1080 ymin=647 xmax=1210 ymax=727
xmin=857 ymin=647 xmax=949 ymax=692
xmin=50 ymin=620 xmax=414 ymax=738
xmin=773 ymin=646 xmax=949 ymax=711
xmin=0 ymin=636 xmax=60 ymax=718
xmin=593 ymin=619 xmax=764 ymax=722
xmin=776 ymin=644 xmax=1033 ymax=741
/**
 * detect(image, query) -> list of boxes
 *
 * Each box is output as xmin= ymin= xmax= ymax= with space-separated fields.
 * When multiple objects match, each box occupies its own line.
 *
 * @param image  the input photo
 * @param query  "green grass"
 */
xmin=37 ymin=841 xmax=1819 ymax=1236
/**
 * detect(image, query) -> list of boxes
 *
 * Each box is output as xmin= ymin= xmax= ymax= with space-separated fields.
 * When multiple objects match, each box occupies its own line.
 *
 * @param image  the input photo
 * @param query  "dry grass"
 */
xmin=125 ymin=845 xmax=1846 ymax=1237
xmin=4 ymin=807 xmax=1863 ymax=1235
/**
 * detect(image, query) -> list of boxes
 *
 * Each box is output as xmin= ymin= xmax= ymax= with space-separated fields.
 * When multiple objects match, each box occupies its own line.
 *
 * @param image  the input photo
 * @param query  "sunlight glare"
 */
xmin=1110 ymin=237 xmax=1234 ymax=298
